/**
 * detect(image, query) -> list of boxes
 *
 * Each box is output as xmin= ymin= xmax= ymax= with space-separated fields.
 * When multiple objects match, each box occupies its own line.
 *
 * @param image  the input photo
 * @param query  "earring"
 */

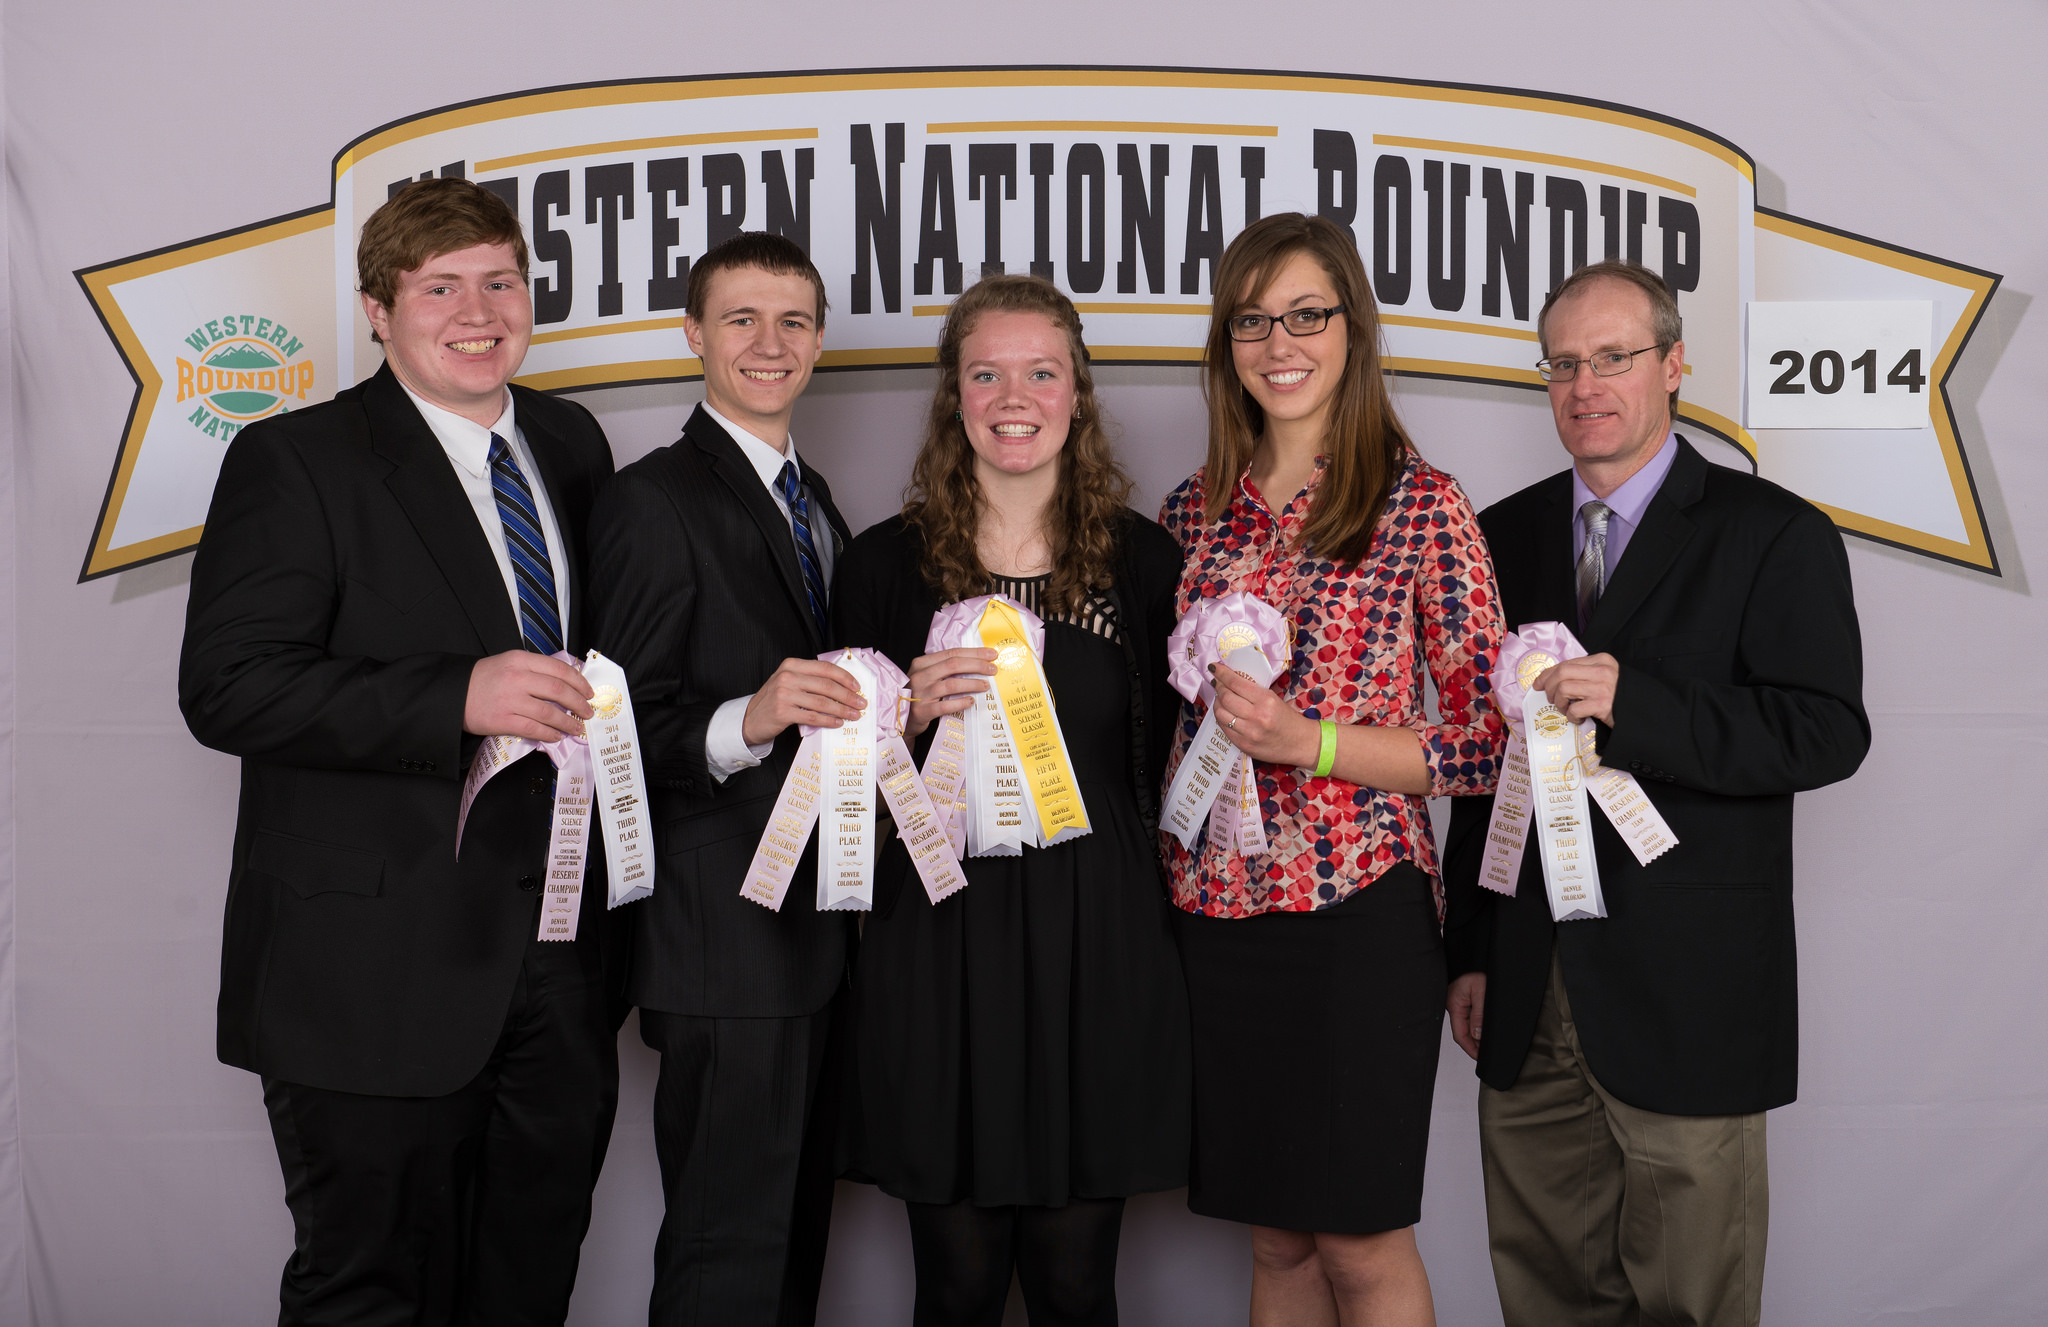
xmin=954 ymin=410 xmax=962 ymax=420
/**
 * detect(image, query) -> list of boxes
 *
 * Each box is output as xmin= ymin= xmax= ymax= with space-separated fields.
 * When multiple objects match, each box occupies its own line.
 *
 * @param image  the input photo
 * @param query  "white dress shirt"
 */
xmin=699 ymin=402 xmax=835 ymax=782
xmin=401 ymin=385 xmax=571 ymax=645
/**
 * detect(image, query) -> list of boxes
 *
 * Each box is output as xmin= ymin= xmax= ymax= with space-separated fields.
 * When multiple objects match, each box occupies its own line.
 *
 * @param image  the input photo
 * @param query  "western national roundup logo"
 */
xmin=176 ymin=316 xmax=316 ymax=439
xmin=75 ymin=66 xmax=2002 ymax=582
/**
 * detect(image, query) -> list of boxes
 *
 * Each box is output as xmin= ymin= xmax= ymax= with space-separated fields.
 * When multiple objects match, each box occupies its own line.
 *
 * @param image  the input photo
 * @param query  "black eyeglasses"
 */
xmin=1535 ymin=344 xmax=1667 ymax=383
xmin=1226 ymin=305 xmax=1347 ymax=342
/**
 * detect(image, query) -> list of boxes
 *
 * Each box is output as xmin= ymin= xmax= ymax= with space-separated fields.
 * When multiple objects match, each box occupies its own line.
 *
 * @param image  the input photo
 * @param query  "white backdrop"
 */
xmin=5 ymin=4 xmax=2045 ymax=1324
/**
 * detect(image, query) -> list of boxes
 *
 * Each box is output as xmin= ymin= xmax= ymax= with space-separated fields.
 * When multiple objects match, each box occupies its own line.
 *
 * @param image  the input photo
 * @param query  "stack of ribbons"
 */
xmin=917 ymin=594 xmax=1093 ymax=859
xmin=739 ymin=647 xmax=969 ymax=912
xmin=1160 ymin=592 xmax=1291 ymax=853
xmin=1481 ymin=621 xmax=1679 ymax=922
xmin=457 ymin=649 xmax=654 ymax=941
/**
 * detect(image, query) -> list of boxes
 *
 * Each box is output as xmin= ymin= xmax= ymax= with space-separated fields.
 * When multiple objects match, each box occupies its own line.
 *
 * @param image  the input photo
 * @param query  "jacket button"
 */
xmin=423 ymin=760 xmax=437 ymax=773
xmin=518 ymin=875 xmax=539 ymax=893
xmin=530 ymin=778 xmax=550 ymax=795
xmin=1628 ymin=760 xmax=1644 ymax=772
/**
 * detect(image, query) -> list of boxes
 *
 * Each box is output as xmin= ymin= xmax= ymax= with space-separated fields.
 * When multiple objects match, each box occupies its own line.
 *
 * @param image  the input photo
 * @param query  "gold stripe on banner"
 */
xmin=75 ymin=205 xmax=335 ymax=581
xmin=1383 ymin=313 xmax=1540 ymax=343
xmin=927 ymin=120 xmax=1280 ymax=136
xmin=914 ymin=302 xmax=1212 ymax=317
xmin=331 ymin=69 xmax=1755 ymax=184
xmin=530 ymin=315 xmax=691 ymax=346
xmin=1753 ymin=209 xmax=1999 ymax=572
xmin=1371 ymin=135 xmax=1697 ymax=198
xmin=476 ymin=127 xmax=819 ymax=173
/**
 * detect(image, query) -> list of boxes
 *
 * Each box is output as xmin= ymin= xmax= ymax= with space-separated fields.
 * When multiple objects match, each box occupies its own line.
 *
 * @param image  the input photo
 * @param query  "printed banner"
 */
xmin=77 ymin=67 xmax=2002 ymax=580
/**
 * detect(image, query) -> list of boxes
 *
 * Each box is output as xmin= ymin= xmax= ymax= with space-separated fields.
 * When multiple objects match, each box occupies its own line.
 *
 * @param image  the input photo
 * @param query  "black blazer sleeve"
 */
xmin=180 ymin=413 xmax=472 ymax=775
xmin=1600 ymin=502 xmax=1869 ymax=796
xmin=584 ymin=468 xmax=721 ymax=790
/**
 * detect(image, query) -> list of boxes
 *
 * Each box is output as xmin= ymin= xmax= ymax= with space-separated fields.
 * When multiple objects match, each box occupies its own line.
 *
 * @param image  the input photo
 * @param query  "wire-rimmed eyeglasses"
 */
xmin=1226 ymin=305 xmax=1347 ymax=342
xmin=1535 ymin=344 xmax=1668 ymax=383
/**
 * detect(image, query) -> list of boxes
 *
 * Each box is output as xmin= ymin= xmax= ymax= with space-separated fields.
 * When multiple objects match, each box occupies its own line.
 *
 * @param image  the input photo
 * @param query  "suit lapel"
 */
xmin=365 ymin=365 xmax=523 ymax=655
xmin=688 ymin=407 xmax=820 ymax=648
xmin=799 ymin=455 xmax=853 ymax=565
xmin=1583 ymin=436 xmax=1705 ymax=650
xmin=1529 ymin=473 xmax=1578 ymax=630
xmin=517 ymin=398 xmax=585 ymax=650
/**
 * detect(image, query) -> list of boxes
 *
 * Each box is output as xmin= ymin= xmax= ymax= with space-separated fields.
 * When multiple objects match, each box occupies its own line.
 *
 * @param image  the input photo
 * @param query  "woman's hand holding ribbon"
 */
xmin=904 ymin=647 xmax=998 ymax=738
xmin=1208 ymin=662 xmax=1318 ymax=767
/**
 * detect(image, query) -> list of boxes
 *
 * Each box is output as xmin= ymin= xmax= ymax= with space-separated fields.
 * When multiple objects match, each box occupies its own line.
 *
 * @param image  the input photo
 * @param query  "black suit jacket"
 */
xmin=1443 ymin=437 xmax=1869 ymax=1115
xmin=584 ymin=405 xmax=858 ymax=1018
xmin=179 ymin=363 xmax=617 ymax=1098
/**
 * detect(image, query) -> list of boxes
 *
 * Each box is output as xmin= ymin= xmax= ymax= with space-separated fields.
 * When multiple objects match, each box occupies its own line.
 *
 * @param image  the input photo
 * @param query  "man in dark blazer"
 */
xmin=1443 ymin=260 xmax=1869 ymax=1327
xmin=584 ymin=232 xmax=863 ymax=1326
xmin=179 ymin=179 xmax=619 ymax=1326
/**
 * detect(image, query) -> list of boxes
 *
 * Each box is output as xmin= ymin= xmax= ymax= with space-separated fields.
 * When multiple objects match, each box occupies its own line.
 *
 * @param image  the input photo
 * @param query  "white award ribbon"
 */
xmin=738 ymin=733 xmax=824 ymax=911
xmin=1523 ymin=688 xmax=1607 ymax=922
xmin=918 ymin=713 xmax=971 ymax=859
xmin=456 ymin=649 xmax=654 ymax=940
xmin=1478 ymin=733 xmax=1536 ymax=896
xmin=878 ymin=729 xmax=970 ymax=905
xmin=1162 ymin=643 xmax=1278 ymax=852
xmin=741 ymin=647 xmax=954 ymax=912
xmin=966 ymin=681 xmax=1028 ymax=857
xmin=1479 ymin=623 xmax=1679 ymax=914
xmin=818 ymin=651 xmax=880 ymax=911
xmin=582 ymin=651 xmax=653 ymax=908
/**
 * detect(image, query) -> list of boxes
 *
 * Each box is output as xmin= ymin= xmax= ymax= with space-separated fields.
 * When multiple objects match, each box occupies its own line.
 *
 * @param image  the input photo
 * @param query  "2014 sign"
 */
xmin=1745 ymin=300 xmax=1932 ymax=429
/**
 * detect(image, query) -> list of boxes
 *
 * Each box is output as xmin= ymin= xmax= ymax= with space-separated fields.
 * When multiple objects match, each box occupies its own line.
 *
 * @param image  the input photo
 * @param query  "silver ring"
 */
xmin=1227 ymin=717 xmax=1239 ymax=731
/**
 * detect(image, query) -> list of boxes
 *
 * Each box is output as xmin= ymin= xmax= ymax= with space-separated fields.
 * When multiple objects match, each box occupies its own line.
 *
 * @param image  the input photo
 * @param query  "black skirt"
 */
xmin=842 ymin=620 xmax=1192 ymax=1207
xmin=1171 ymin=863 xmax=1445 ymax=1234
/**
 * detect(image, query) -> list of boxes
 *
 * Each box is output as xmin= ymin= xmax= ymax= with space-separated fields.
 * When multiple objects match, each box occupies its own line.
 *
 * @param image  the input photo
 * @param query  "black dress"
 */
xmin=832 ymin=513 xmax=1191 ymax=1207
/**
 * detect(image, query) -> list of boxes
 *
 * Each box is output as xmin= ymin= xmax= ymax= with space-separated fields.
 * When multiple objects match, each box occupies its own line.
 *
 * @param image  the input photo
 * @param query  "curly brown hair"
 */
xmin=1201 ymin=213 xmax=1412 ymax=566
xmin=902 ymin=274 xmax=1134 ymax=612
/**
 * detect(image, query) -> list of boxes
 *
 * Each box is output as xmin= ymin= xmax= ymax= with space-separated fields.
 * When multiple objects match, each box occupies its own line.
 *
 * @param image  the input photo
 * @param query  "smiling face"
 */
xmin=685 ymin=264 xmax=824 ymax=447
xmin=1543 ymin=276 xmax=1684 ymax=488
xmin=361 ymin=241 xmax=531 ymax=427
xmin=958 ymin=309 xmax=1077 ymax=483
xmin=1229 ymin=249 xmax=1350 ymax=442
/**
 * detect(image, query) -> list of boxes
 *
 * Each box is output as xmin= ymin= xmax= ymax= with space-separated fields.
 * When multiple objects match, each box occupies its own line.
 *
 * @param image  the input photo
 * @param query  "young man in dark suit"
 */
xmin=1443 ymin=260 xmax=1869 ymax=1327
xmin=179 ymin=178 xmax=620 ymax=1325
xmin=584 ymin=232 xmax=862 ymax=1326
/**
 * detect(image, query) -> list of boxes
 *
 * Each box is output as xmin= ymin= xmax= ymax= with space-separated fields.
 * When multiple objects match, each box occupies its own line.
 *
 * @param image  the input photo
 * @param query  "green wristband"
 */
xmin=1313 ymin=719 xmax=1339 ymax=778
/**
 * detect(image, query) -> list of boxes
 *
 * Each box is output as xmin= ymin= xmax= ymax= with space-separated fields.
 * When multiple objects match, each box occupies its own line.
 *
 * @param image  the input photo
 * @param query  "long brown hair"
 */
xmin=902 ymin=274 xmax=1133 ymax=611
xmin=1200 ymin=213 xmax=1412 ymax=565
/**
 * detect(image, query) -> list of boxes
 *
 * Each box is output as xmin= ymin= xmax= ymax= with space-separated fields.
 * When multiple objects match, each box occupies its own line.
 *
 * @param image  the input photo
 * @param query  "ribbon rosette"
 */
xmin=739 ymin=647 xmax=968 ymax=913
xmin=918 ymin=594 xmax=1091 ymax=859
xmin=1480 ymin=622 xmax=1678 ymax=923
xmin=1160 ymin=592 xmax=1290 ymax=853
xmin=457 ymin=650 xmax=653 ymax=941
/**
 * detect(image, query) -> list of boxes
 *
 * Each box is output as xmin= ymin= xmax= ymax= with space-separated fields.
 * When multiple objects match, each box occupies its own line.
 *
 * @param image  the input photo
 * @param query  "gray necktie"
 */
xmin=1576 ymin=500 xmax=1611 ymax=632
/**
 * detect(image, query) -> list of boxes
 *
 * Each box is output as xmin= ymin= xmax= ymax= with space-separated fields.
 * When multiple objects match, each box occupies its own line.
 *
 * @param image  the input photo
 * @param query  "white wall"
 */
xmin=6 ymin=4 xmax=2045 ymax=1323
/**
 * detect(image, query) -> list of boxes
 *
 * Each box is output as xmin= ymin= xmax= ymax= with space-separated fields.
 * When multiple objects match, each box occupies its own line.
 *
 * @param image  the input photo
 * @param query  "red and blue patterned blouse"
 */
xmin=1159 ymin=451 xmax=1506 ymax=919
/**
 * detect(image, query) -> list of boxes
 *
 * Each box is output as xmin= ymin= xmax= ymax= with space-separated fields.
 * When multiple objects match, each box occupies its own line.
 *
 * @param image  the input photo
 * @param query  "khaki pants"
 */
xmin=1479 ymin=951 xmax=1769 ymax=1327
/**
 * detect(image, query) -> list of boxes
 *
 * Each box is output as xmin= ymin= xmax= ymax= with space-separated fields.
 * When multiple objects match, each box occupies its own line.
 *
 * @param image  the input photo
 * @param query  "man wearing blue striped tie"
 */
xmin=180 ymin=178 xmax=621 ymax=1326
xmin=587 ymin=233 xmax=861 ymax=1327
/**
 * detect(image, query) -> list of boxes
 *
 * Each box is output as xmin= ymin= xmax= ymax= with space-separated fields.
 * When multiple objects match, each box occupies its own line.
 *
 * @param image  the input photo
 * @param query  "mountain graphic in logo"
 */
xmin=175 ymin=315 xmax=315 ymax=440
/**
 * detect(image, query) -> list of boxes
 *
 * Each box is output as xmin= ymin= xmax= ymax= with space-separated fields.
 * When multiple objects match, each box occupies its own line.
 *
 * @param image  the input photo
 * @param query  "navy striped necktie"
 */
xmin=776 ymin=460 xmax=830 ymax=640
xmin=488 ymin=433 xmax=563 ymax=655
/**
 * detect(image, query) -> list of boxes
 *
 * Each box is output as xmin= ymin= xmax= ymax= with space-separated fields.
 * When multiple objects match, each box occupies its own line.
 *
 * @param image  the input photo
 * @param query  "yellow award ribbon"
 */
xmin=977 ymin=598 xmax=1090 ymax=844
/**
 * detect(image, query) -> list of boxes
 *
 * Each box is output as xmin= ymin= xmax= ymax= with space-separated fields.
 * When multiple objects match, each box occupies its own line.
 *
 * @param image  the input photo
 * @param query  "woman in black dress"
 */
xmin=833 ymin=274 xmax=1190 ymax=1327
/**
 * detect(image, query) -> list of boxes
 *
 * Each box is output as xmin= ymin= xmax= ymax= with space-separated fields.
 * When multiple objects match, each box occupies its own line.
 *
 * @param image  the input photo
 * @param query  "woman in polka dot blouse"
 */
xmin=1158 ymin=213 xmax=1506 ymax=1327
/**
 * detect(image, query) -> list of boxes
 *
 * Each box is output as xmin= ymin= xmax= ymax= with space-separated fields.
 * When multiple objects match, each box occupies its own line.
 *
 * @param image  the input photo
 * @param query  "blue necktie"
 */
xmin=488 ymin=433 xmax=563 ymax=655
xmin=776 ymin=460 xmax=830 ymax=640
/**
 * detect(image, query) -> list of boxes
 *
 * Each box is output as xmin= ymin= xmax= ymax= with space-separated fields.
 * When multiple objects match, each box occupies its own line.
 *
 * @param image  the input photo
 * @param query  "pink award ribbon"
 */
xmin=1160 ymin=592 xmax=1290 ymax=853
xmin=739 ymin=648 xmax=967 ymax=912
xmin=1482 ymin=622 xmax=1677 ymax=922
xmin=457 ymin=650 xmax=653 ymax=941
